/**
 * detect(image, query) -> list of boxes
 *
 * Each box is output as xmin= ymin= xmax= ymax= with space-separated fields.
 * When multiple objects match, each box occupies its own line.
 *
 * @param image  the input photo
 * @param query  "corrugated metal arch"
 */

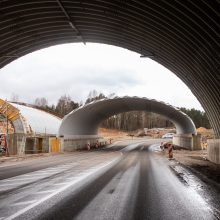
xmin=59 ymin=97 xmax=196 ymax=137
xmin=0 ymin=1 xmax=219 ymax=136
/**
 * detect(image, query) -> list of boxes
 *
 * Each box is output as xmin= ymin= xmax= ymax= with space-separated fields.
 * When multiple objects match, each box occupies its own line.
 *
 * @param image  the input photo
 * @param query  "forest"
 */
xmin=16 ymin=90 xmax=210 ymax=131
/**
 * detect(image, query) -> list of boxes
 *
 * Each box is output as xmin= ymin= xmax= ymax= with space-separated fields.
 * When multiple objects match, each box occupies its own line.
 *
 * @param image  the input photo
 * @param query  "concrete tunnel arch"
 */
xmin=59 ymin=97 xmax=196 ymax=138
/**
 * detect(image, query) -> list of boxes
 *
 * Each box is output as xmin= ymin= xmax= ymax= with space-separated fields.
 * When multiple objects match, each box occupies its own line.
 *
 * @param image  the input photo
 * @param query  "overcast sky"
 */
xmin=0 ymin=43 xmax=203 ymax=110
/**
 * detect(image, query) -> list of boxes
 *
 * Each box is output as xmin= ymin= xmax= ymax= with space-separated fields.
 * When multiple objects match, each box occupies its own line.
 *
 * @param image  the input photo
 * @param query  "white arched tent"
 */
xmin=0 ymin=99 xmax=61 ymax=155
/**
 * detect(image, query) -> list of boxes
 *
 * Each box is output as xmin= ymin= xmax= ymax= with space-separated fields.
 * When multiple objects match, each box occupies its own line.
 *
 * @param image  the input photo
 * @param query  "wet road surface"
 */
xmin=0 ymin=139 xmax=219 ymax=220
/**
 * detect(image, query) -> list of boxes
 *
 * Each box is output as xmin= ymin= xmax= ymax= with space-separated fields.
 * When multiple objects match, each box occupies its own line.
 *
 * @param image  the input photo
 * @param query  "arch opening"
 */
xmin=100 ymin=111 xmax=174 ymax=133
xmin=59 ymin=97 xmax=196 ymax=138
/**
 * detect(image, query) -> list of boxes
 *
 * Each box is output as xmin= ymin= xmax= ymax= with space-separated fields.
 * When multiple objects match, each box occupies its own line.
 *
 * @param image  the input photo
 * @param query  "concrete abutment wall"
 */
xmin=173 ymin=135 xmax=220 ymax=164
xmin=173 ymin=134 xmax=201 ymax=150
xmin=207 ymin=139 xmax=220 ymax=164
xmin=62 ymin=135 xmax=105 ymax=151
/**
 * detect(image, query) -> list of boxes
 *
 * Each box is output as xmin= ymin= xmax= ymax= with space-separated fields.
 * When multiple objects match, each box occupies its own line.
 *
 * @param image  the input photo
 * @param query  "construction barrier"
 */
xmin=168 ymin=143 xmax=173 ymax=159
xmin=51 ymin=138 xmax=61 ymax=153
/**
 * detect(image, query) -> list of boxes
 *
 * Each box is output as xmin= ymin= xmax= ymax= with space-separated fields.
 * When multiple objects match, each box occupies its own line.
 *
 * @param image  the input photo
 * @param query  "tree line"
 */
xmin=33 ymin=95 xmax=79 ymax=118
xmin=180 ymin=107 xmax=210 ymax=129
xmin=19 ymin=90 xmax=210 ymax=130
xmin=101 ymin=111 xmax=174 ymax=131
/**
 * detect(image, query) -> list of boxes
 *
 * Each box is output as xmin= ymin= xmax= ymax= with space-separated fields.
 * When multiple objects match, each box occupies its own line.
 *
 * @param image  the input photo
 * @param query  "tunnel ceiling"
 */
xmin=0 ymin=1 xmax=219 ymax=136
xmin=59 ymin=96 xmax=196 ymax=137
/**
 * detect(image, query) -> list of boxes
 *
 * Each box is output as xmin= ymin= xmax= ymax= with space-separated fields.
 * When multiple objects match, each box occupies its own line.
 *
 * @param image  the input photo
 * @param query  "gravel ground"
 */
xmin=164 ymin=149 xmax=220 ymax=185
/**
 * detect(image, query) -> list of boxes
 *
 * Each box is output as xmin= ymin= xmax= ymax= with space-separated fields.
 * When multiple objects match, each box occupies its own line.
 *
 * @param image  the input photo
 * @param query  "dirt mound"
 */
xmin=197 ymin=127 xmax=207 ymax=133
xmin=98 ymin=128 xmax=127 ymax=140
xmin=196 ymin=127 xmax=214 ymax=139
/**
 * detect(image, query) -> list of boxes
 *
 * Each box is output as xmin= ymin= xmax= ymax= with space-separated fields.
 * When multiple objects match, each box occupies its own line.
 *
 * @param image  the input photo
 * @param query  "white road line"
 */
xmin=34 ymin=190 xmax=56 ymax=194
xmin=42 ymin=169 xmax=58 ymax=172
xmin=1 ymin=177 xmax=38 ymax=182
xmin=4 ymin=157 xmax=121 ymax=220
xmin=22 ymin=174 xmax=43 ymax=177
xmin=0 ymin=175 xmax=50 ymax=186
xmin=0 ymin=183 xmax=21 ymax=186
xmin=35 ymin=171 xmax=57 ymax=174
xmin=0 ymin=164 xmax=82 ymax=191
xmin=121 ymin=142 xmax=145 ymax=152
xmin=66 ymin=177 xmax=77 ymax=180
xmin=53 ymin=182 xmax=68 ymax=186
xmin=149 ymin=143 xmax=161 ymax=152
xmin=23 ymin=173 xmax=50 ymax=176
xmin=10 ymin=200 xmax=37 ymax=206
xmin=58 ymin=163 xmax=76 ymax=168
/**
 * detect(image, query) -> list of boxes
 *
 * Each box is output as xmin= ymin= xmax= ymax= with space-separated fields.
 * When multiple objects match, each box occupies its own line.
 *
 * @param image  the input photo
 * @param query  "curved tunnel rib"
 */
xmin=0 ymin=1 xmax=219 ymax=136
xmin=59 ymin=97 xmax=196 ymax=137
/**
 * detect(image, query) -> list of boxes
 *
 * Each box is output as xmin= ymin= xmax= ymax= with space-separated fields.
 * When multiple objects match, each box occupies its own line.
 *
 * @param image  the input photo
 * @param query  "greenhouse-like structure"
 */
xmin=0 ymin=99 xmax=61 ymax=155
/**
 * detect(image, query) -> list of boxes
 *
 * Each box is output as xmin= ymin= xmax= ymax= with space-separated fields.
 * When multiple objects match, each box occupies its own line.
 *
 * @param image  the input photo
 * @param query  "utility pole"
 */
xmin=44 ymin=127 xmax=47 ymax=153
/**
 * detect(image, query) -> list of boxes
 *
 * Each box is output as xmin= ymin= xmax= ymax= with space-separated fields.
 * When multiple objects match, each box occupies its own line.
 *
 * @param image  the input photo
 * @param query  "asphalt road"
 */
xmin=0 ymin=139 xmax=218 ymax=220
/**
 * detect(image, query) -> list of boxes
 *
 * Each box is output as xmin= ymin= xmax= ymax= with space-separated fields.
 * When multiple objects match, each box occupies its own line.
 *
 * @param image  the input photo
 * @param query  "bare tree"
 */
xmin=85 ymin=90 xmax=106 ymax=104
xmin=34 ymin=97 xmax=48 ymax=107
xmin=55 ymin=95 xmax=79 ymax=117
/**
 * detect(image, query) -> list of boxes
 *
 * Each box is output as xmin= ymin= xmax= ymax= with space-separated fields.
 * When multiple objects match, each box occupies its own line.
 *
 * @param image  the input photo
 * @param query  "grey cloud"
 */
xmin=0 ymin=43 xmax=203 ymax=110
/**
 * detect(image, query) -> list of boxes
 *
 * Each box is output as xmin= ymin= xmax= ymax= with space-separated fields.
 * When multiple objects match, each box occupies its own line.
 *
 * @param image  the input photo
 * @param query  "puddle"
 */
xmin=169 ymin=160 xmax=220 ymax=219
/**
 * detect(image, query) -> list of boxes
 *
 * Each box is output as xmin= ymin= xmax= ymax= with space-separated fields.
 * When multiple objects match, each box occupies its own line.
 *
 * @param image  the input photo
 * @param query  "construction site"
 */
xmin=0 ymin=99 xmax=61 ymax=156
xmin=0 ymin=97 xmax=213 ymax=157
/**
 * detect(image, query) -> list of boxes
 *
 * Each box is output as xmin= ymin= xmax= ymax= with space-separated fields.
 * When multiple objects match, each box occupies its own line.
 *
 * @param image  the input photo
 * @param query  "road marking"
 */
xmin=121 ymin=142 xmax=146 ymax=152
xmin=43 ymin=169 xmax=58 ymax=172
xmin=34 ymin=190 xmax=56 ymax=194
xmin=53 ymin=182 xmax=68 ymax=186
xmin=0 ymin=183 xmax=21 ymax=186
xmin=36 ymin=171 xmax=57 ymax=174
xmin=11 ymin=200 xmax=37 ymax=206
xmin=22 ymin=174 xmax=43 ymax=176
xmin=1 ymin=177 xmax=38 ymax=182
xmin=4 ymin=157 xmax=121 ymax=220
xmin=0 ymin=162 xmax=88 ymax=193
xmin=149 ymin=144 xmax=161 ymax=152
xmin=24 ymin=173 xmax=50 ymax=176
xmin=66 ymin=177 xmax=77 ymax=180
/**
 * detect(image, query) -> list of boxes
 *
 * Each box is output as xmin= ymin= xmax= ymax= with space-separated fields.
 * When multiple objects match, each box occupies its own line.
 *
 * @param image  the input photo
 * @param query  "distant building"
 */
xmin=0 ymin=99 xmax=61 ymax=155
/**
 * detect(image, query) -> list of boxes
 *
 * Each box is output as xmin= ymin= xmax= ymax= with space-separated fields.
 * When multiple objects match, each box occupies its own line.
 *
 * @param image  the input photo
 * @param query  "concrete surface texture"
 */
xmin=207 ymin=139 xmax=220 ymax=164
xmin=173 ymin=134 xmax=201 ymax=150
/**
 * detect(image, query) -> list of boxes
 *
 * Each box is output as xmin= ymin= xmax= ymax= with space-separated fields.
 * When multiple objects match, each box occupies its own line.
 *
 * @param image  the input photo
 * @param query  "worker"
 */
xmin=96 ymin=140 xmax=99 ymax=148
